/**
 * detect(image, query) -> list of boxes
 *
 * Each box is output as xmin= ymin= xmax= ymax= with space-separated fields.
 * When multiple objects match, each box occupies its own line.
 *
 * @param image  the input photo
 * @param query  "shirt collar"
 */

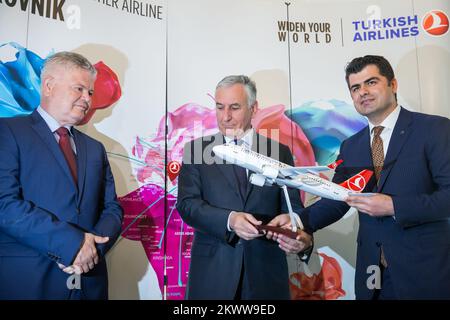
xmin=223 ymin=128 xmax=254 ymax=148
xmin=368 ymin=105 xmax=401 ymax=134
xmin=37 ymin=106 xmax=73 ymax=135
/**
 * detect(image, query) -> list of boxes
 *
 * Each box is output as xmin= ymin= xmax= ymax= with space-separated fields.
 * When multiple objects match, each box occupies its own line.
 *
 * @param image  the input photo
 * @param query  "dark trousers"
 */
xmin=373 ymin=265 xmax=397 ymax=300
xmin=234 ymin=258 xmax=251 ymax=300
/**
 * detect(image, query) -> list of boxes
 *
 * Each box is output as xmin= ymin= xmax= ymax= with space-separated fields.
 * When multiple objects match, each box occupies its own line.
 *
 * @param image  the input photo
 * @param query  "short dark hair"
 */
xmin=345 ymin=55 xmax=395 ymax=86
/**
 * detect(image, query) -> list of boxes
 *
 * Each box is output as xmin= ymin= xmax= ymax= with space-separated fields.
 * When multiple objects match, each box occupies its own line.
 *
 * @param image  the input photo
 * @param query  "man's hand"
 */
xmin=265 ymin=214 xmax=313 ymax=254
xmin=72 ymin=233 xmax=109 ymax=274
xmin=345 ymin=193 xmax=394 ymax=217
xmin=57 ymin=263 xmax=74 ymax=274
xmin=229 ymin=212 xmax=263 ymax=240
xmin=265 ymin=214 xmax=292 ymax=240
xmin=275 ymin=232 xmax=312 ymax=254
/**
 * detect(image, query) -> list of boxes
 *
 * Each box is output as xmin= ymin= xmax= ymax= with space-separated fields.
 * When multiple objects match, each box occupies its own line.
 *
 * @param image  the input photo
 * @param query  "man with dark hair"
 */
xmin=177 ymin=75 xmax=309 ymax=300
xmin=271 ymin=55 xmax=450 ymax=299
xmin=344 ymin=55 xmax=397 ymax=101
xmin=0 ymin=52 xmax=123 ymax=299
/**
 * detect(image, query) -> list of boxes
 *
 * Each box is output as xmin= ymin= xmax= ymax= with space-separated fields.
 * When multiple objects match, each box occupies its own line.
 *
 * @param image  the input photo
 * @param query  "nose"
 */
xmin=223 ymin=107 xmax=232 ymax=121
xmin=81 ymin=90 xmax=92 ymax=106
xmin=359 ymin=85 xmax=369 ymax=97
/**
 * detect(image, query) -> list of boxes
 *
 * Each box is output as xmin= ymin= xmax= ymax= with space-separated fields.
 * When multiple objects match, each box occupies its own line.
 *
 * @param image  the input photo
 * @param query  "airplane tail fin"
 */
xmin=339 ymin=169 xmax=373 ymax=192
xmin=327 ymin=159 xmax=343 ymax=170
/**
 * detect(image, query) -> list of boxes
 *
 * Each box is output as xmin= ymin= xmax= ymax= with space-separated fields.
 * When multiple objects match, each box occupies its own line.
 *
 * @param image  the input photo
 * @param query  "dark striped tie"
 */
xmin=233 ymin=139 xmax=247 ymax=199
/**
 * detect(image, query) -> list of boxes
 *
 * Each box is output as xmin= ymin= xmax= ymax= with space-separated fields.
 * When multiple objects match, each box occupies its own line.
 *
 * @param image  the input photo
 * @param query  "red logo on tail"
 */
xmin=339 ymin=169 xmax=373 ymax=192
xmin=327 ymin=159 xmax=343 ymax=170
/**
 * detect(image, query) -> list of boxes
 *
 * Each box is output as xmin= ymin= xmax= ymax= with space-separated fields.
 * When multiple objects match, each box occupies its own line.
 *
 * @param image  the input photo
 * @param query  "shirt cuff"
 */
xmin=227 ymin=211 xmax=236 ymax=232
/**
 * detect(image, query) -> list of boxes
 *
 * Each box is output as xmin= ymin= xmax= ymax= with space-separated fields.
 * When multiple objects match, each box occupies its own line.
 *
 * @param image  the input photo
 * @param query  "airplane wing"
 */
xmin=279 ymin=160 xmax=343 ymax=177
xmin=348 ymin=192 xmax=376 ymax=197
xmin=279 ymin=166 xmax=331 ymax=177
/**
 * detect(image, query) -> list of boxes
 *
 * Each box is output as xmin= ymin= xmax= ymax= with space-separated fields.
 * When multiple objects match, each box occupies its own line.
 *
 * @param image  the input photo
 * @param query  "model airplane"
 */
xmin=213 ymin=143 xmax=374 ymax=233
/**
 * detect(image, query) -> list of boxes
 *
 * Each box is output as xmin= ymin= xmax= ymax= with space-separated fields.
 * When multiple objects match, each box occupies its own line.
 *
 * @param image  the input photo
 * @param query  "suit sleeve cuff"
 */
xmin=297 ymin=236 xmax=314 ymax=263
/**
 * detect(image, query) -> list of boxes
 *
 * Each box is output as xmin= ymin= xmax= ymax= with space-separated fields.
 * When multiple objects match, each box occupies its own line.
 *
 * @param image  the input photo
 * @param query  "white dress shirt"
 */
xmin=37 ymin=106 xmax=77 ymax=154
xmin=368 ymin=105 xmax=401 ymax=158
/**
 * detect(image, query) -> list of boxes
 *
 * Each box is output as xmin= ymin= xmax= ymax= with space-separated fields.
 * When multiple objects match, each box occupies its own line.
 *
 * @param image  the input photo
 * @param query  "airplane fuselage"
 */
xmin=213 ymin=144 xmax=352 ymax=201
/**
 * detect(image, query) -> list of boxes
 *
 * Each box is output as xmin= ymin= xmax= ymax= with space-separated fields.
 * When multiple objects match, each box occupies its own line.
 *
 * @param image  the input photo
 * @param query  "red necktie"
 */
xmin=56 ymin=127 xmax=77 ymax=184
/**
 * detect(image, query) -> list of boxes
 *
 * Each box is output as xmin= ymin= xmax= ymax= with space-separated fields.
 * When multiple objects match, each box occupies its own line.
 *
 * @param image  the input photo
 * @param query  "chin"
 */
xmin=357 ymin=106 xmax=372 ymax=115
xmin=71 ymin=116 xmax=85 ymax=125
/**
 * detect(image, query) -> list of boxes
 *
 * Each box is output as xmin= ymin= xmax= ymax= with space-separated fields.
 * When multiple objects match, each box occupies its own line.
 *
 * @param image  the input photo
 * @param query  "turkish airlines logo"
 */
xmin=167 ymin=161 xmax=181 ymax=181
xmin=300 ymin=176 xmax=321 ymax=187
xmin=422 ymin=10 xmax=449 ymax=36
xmin=348 ymin=174 xmax=366 ymax=192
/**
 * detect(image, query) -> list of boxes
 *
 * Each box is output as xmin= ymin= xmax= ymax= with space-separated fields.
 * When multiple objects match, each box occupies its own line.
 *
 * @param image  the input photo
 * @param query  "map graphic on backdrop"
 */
xmin=0 ymin=42 xmax=369 ymax=299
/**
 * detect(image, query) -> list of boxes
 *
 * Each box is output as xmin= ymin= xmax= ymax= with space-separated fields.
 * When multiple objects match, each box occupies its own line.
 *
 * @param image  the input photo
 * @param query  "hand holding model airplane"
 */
xmin=213 ymin=143 xmax=374 ymax=238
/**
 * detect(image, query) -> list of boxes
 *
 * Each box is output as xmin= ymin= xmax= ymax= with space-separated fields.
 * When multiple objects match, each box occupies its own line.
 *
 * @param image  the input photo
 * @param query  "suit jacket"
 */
xmin=176 ymin=132 xmax=303 ymax=299
xmin=0 ymin=111 xmax=123 ymax=300
xmin=300 ymin=107 xmax=450 ymax=299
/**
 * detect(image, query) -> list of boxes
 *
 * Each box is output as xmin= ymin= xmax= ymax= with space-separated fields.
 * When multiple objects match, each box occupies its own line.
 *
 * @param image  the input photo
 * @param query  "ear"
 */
xmin=41 ymin=76 xmax=55 ymax=97
xmin=390 ymin=78 xmax=398 ymax=93
xmin=251 ymin=101 xmax=259 ymax=117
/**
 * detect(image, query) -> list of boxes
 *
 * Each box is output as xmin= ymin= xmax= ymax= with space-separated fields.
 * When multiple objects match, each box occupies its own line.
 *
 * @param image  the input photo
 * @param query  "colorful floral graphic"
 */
xmin=0 ymin=42 xmax=43 ymax=117
xmin=119 ymin=184 xmax=192 ymax=300
xmin=0 ymin=42 xmax=122 ymax=119
xmin=286 ymin=100 xmax=367 ymax=165
xmin=289 ymin=253 xmax=346 ymax=300
xmin=254 ymin=104 xmax=315 ymax=167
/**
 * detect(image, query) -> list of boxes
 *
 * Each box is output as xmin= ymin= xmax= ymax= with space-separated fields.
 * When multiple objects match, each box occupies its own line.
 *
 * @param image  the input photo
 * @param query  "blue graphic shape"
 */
xmin=0 ymin=42 xmax=48 ymax=117
xmin=286 ymin=99 xmax=368 ymax=165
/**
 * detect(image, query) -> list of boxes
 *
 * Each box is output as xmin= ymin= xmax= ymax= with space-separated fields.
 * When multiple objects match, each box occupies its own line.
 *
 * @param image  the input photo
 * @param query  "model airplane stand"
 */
xmin=281 ymin=184 xmax=304 ymax=232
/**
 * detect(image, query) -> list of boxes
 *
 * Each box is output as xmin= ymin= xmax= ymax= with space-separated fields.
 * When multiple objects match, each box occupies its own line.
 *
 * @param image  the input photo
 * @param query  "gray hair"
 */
xmin=41 ymin=51 xmax=97 ymax=80
xmin=216 ymin=75 xmax=257 ymax=108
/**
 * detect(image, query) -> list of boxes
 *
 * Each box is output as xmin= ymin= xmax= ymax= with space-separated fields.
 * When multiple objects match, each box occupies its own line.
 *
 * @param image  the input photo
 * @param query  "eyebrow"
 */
xmin=215 ymin=103 xmax=241 ymax=108
xmin=73 ymin=83 xmax=94 ymax=95
xmin=350 ymin=76 xmax=380 ymax=91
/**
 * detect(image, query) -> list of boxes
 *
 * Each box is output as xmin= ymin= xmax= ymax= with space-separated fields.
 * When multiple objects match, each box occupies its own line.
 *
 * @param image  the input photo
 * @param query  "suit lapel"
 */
xmin=360 ymin=127 xmax=374 ymax=170
xmin=241 ymin=132 xmax=273 ymax=204
xmin=30 ymin=111 xmax=77 ymax=189
xmin=73 ymin=129 xmax=86 ymax=204
xmin=357 ymin=127 xmax=379 ymax=192
xmin=378 ymin=107 xmax=412 ymax=191
xmin=212 ymin=133 xmax=243 ymax=201
xmin=242 ymin=132 xmax=262 ymax=202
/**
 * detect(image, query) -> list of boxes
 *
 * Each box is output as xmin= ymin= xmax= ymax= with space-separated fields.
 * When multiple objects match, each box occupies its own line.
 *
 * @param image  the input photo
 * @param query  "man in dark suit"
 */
xmin=0 ymin=52 xmax=123 ymax=299
xmin=176 ymin=75 xmax=309 ymax=300
xmin=272 ymin=55 xmax=450 ymax=299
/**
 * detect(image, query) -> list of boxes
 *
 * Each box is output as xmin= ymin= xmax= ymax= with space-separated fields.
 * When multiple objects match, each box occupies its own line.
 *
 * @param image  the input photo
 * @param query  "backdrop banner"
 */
xmin=1 ymin=0 xmax=448 ymax=300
